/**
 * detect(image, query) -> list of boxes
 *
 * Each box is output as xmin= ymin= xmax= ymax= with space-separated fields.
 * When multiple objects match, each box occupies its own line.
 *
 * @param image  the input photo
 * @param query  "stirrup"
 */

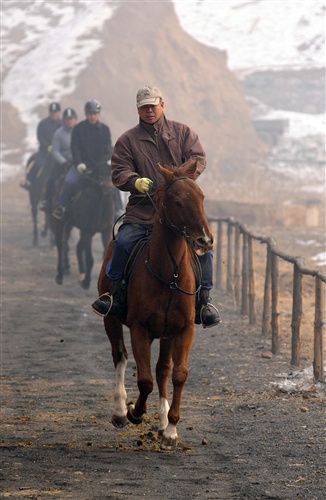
xmin=200 ymin=302 xmax=222 ymax=329
xmin=91 ymin=292 xmax=112 ymax=318
xmin=52 ymin=205 xmax=66 ymax=220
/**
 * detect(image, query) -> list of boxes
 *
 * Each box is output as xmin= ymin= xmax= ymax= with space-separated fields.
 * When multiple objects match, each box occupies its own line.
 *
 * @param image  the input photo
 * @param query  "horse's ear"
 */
xmin=180 ymin=158 xmax=198 ymax=180
xmin=158 ymin=163 xmax=175 ymax=183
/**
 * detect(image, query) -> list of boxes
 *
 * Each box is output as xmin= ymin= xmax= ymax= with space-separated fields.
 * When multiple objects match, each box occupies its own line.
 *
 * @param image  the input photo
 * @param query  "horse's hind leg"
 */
xmin=104 ymin=317 xmax=129 ymax=428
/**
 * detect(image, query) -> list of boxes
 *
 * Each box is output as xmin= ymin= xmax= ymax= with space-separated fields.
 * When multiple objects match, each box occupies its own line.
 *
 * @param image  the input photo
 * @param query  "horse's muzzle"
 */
xmin=194 ymin=234 xmax=214 ymax=255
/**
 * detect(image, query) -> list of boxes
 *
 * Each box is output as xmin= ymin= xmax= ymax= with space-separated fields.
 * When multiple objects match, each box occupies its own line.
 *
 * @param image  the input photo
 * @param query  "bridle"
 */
xmin=145 ymin=176 xmax=202 ymax=296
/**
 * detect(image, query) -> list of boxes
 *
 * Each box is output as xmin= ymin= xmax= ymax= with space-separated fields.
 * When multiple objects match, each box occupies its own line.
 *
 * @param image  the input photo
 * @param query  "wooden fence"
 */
xmin=208 ymin=217 xmax=326 ymax=382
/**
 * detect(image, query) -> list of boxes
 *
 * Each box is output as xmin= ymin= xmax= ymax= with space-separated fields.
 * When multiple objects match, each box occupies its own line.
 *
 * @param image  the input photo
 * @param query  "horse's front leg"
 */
xmin=128 ymin=327 xmax=153 ymax=425
xmin=156 ymin=338 xmax=172 ymax=435
xmin=54 ymin=220 xmax=67 ymax=284
xmin=101 ymin=229 xmax=110 ymax=258
xmin=77 ymin=232 xmax=93 ymax=290
xmin=161 ymin=327 xmax=194 ymax=449
xmin=30 ymin=198 xmax=38 ymax=247
xmin=104 ymin=317 xmax=129 ymax=428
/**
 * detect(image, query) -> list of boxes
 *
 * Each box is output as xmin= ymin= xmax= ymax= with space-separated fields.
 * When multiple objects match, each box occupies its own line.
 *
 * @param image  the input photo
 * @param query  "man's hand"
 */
xmin=134 ymin=177 xmax=153 ymax=193
xmin=77 ymin=163 xmax=87 ymax=174
xmin=61 ymin=161 xmax=71 ymax=170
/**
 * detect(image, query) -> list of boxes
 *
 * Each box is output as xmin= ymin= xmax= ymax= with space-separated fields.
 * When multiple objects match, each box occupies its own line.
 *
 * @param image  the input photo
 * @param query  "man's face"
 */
xmin=64 ymin=116 xmax=77 ymax=128
xmin=50 ymin=111 xmax=60 ymax=121
xmin=137 ymin=101 xmax=164 ymax=124
xmin=86 ymin=112 xmax=100 ymax=125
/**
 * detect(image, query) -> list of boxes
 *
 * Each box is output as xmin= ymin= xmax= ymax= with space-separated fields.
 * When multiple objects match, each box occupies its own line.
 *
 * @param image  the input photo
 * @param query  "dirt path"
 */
xmin=1 ymin=178 xmax=325 ymax=499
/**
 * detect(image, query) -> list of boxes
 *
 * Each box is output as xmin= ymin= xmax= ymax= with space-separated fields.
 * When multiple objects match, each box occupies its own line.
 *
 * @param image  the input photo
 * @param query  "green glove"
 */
xmin=134 ymin=177 xmax=153 ymax=193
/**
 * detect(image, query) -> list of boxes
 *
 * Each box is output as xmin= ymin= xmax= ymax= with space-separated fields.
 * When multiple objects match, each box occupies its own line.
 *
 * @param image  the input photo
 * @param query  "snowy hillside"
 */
xmin=174 ymin=0 xmax=325 ymax=72
xmin=1 ymin=0 xmax=325 ymax=181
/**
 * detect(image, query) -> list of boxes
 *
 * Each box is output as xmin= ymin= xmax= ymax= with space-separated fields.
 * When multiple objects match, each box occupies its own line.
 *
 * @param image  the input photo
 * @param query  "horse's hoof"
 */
xmin=111 ymin=414 xmax=129 ymax=428
xmin=78 ymin=274 xmax=90 ymax=290
xmin=55 ymin=275 xmax=63 ymax=285
xmin=127 ymin=404 xmax=143 ymax=425
xmin=160 ymin=434 xmax=177 ymax=450
xmin=80 ymin=280 xmax=90 ymax=290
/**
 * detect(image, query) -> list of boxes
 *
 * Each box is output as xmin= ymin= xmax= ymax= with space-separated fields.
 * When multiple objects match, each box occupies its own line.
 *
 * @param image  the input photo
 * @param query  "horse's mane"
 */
xmin=153 ymin=160 xmax=198 ymax=208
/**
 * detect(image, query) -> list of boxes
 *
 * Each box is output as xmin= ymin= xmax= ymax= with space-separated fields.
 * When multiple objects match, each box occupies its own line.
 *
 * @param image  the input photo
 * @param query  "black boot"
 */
xmin=195 ymin=288 xmax=221 ymax=329
xmin=39 ymin=199 xmax=50 ymax=212
xmin=20 ymin=180 xmax=31 ymax=190
xmin=91 ymin=279 xmax=127 ymax=318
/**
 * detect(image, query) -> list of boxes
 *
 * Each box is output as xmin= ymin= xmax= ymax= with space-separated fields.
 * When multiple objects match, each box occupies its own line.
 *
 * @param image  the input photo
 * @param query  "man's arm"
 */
xmin=70 ymin=126 xmax=83 ymax=166
xmin=37 ymin=120 xmax=50 ymax=150
xmin=181 ymin=126 xmax=206 ymax=179
xmin=51 ymin=130 xmax=66 ymax=165
xmin=111 ymin=135 xmax=140 ymax=192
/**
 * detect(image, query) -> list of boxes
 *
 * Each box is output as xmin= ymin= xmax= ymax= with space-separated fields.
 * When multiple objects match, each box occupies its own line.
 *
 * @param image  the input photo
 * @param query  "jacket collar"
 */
xmin=139 ymin=114 xmax=175 ymax=141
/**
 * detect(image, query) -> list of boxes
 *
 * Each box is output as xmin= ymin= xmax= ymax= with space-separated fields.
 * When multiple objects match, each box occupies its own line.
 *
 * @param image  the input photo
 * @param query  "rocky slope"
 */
xmin=3 ymin=1 xmax=265 ymax=199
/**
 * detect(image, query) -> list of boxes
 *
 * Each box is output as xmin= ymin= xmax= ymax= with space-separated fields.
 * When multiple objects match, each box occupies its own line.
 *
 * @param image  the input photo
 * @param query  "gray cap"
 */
xmin=136 ymin=86 xmax=162 ymax=108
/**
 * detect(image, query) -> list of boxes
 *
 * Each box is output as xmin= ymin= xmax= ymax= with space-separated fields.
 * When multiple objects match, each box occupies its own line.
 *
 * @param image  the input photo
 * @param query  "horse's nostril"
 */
xmin=196 ymin=237 xmax=207 ymax=247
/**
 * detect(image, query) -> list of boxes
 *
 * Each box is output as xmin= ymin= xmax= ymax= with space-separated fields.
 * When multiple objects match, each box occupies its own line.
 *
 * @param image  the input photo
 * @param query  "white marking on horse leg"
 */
xmin=163 ymin=422 xmax=178 ymax=441
xmin=113 ymin=354 xmax=128 ymax=417
xmin=158 ymin=397 xmax=169 ymax=432
xmin=78 ymin=273 xmax=85 ymax=283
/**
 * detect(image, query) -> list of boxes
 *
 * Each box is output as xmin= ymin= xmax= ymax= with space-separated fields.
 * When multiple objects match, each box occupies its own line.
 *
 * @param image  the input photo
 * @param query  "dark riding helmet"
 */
xmin=84 ymin=99 xmax=101 ymax=114
xmin=49 ymin=102 xmax=61 ymax=113
xmin=63 ymin=107 xmax=77 ymax=120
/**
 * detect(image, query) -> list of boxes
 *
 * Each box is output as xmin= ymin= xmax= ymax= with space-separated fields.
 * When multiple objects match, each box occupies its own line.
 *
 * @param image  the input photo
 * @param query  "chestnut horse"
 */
xmin=97 ymin=159 xmax=214 ymax=448
xmin=53 ymin=161 xmax=116 ymax=290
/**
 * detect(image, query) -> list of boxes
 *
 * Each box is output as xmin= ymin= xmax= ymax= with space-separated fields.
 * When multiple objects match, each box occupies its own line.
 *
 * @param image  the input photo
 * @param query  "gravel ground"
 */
xmin=1 ymin=178 xmax=325 ymax=499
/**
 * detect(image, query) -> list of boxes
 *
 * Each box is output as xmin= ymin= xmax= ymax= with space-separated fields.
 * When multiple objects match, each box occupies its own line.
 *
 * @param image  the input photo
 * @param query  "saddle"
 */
xmin=104 ymin=237 xmax=150 ymax=281
xmin=105 ymin=236 xmax=202 ymax=294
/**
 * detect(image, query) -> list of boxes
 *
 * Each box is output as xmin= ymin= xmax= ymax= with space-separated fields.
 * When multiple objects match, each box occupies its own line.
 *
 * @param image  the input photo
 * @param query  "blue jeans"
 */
xmin=108 ymin=222 xmax=213 ymax=289
xmin=55 ymin=165 xmax=85 ymax=208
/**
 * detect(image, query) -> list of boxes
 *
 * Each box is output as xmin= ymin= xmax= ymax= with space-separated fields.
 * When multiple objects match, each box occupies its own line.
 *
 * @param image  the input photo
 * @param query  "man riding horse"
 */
xmin=91 ymin=86 xmax=221 ymax=329
xmin=52 ymin=99 xmax=123 ymax=220
xmin=20 ymin=101 xmax=62 ymax=190
xmin=40 ymin=107 xmax=77 ymax=214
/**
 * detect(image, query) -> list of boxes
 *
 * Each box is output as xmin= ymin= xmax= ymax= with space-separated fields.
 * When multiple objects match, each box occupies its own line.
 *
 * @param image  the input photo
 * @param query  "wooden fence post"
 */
xmin=291 ymin=262 xmax=303 ymax=366
xmin=227 ymin=223 xmax=233 ymax=296
xmin=271 ymin=251 xmax=280 ymax=354
xmin=216 ymin=221 xmax=223 ymax=290
xmin=234 ymin=225 xmax=241 ymax=306
xmin=241 ymin=233 xmax=248 ymax=316
xmin=248 ymin=236 xmax=256 ymax=325
xmin=262 ymin=244 xmax=271 ymax=337
xmin=313 ymin=277 xmax=325 ymax=382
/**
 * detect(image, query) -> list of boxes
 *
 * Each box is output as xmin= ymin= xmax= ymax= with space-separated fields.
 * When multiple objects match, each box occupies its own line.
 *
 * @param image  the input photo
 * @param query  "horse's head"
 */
xmin=98 ymin=156 xmax=114 ymax=194
xmin=155 ymin=159 xmax=213 ymax=255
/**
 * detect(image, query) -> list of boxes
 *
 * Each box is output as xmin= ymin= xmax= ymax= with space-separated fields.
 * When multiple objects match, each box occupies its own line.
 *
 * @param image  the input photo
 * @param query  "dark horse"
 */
xmin=53 ymin=163 xmax=116 ymax=290
xmin=24 ymin=153 xmax=51 ymax=246
xmin=96 ymin=159 xmax=214 ymax=448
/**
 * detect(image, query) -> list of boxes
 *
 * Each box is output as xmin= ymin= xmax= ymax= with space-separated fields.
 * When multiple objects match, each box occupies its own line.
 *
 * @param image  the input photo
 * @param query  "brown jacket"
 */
xmin=111 ymin=114 xmax=206 ymax=225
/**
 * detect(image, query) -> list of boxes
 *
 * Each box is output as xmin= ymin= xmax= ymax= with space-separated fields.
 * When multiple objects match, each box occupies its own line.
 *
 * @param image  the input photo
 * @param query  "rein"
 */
xmin=145 ymin=176 xmax=201 ymax=296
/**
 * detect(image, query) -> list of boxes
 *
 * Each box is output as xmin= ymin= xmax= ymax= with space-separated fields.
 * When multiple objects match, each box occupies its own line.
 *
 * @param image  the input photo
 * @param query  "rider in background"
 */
xmin=40 ymin=107 xmax=77 ymax=213
xmin=91 ymin=85 xmax=221 ymax=329
xmin=20 ymin=102 xmax=62 ymax=190
xmin=52 ymin=99 xmax=123 ymax=220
